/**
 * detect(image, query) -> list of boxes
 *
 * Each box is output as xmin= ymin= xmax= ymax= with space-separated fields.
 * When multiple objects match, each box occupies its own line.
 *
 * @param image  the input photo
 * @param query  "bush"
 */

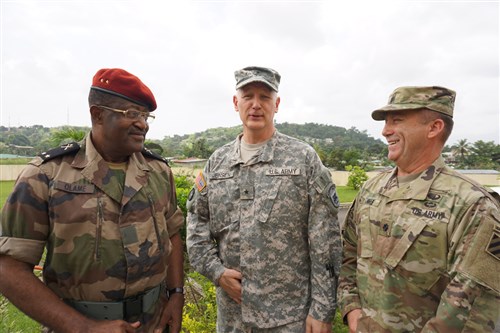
xmin=346 ymin=165 xmax=368 ymax=190
xmin=182 ymin=272 xmax=217 ymax=333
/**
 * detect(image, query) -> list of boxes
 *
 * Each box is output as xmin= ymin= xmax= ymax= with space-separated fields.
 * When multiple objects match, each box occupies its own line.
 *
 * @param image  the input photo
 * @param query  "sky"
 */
xmin=1 ymin=0 xmax=499 ymax=146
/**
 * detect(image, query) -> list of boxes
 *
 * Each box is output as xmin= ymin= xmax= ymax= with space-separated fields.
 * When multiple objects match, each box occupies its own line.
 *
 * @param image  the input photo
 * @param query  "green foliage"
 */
xmin=174 ymin=171 xmax=195 ymax=245
xmin=183 ymin=272 xmax=217 ymax=333
xmin=49 ymin=127 xmax=87 ymax=146
xmin=346 ymin=165 xmax=368 ymax=190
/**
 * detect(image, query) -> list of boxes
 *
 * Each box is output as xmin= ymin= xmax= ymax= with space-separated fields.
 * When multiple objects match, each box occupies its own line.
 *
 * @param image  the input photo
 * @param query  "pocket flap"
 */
xmin=385 ymin=218 xmax=427 ymax=269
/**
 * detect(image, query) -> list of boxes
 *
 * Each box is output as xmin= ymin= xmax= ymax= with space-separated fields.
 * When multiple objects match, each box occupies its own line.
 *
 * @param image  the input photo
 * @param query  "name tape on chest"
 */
xmin=53 ymin=180 xmax=95 ymax=194
xmin=266 ymin=167 xmax=301 ymax=176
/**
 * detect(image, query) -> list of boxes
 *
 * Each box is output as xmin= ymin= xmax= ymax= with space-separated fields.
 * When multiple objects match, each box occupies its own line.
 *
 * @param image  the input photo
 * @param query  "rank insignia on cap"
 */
xmin=486 ymin=230 xmax=500 ymax=261
xmin=195 ymin=172 xmax=206 ymax=192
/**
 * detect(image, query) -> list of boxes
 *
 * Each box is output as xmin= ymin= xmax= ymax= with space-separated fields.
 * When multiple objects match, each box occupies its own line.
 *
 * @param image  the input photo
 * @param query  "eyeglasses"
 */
xmin=95 ymin=105 xmax=155 ymax=124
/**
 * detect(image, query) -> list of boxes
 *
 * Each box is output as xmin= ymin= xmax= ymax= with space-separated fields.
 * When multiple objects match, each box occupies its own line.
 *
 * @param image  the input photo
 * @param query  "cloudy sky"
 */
xmin=1 ymin=0 xmax=498 ymax=145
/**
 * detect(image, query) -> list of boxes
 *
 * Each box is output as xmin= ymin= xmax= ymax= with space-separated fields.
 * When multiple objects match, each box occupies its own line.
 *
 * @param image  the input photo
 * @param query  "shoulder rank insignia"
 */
xmin=142 ymin=147 xmax=170 ymax=165
xmin=38 ymin=142 xmax=80 ymax=163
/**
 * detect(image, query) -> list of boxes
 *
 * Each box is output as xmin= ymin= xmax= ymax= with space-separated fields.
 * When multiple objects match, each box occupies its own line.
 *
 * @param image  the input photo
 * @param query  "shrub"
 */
xmin=346 ymin=165 xmax=368 ymax=190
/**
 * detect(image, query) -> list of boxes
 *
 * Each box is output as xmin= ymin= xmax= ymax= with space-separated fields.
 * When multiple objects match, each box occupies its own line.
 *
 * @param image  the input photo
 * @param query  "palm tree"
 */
xmin=451 ymin=139 xmax=470 ymax=167
xmin=50 ymin=127 xmax=86 ymax=146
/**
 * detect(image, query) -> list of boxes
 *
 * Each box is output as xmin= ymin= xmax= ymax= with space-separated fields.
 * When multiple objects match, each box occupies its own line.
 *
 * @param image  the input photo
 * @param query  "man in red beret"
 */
xmin=0 ymin=68 xmax=185 ymax=333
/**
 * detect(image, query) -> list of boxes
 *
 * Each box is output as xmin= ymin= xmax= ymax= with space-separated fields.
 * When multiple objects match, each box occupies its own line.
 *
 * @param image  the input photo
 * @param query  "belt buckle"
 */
xmin=124 ymin=294 xmax=143 ymax=319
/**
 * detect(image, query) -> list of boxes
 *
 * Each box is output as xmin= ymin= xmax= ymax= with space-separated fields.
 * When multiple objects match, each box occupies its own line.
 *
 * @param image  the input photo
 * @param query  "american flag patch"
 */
xmin=195 ymin=172 xmax=206 ymax=192
xmin=486 ymin=231 xmax=500 ymax=261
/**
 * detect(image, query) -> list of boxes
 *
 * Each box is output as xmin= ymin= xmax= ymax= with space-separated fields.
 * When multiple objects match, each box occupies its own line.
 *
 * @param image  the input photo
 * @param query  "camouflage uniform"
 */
xmin=338 ymin=157 xmax=500 ymax=332
xmin=0 ymin=134 xmax=184 ymax=332
xmin=187 ymin=131 xmax=342 ymax=331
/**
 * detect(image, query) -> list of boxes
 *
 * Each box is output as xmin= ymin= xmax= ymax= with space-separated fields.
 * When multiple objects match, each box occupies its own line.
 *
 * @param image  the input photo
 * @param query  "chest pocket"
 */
xmin=208 ymin=172 xmax=239 ymax=234
xmin=384 ymin=209 xmax=449 ymax=294
xmin=256 ymin=178 xmax=282 ymax=223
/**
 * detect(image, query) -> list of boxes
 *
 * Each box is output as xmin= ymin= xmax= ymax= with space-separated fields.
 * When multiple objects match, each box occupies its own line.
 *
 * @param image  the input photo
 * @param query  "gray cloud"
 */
xmin=1 ymin=1 xmax=498 ymax=146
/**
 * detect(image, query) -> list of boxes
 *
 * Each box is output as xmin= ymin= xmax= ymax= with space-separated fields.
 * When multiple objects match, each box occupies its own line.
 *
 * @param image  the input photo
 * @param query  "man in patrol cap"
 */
xmin=0 ymin=68 xmax=185 ymax=332
xmin=186 ymin=66 xmax=342 ymax=332
xmin=338 ymin=86 xmax=500 ymax=332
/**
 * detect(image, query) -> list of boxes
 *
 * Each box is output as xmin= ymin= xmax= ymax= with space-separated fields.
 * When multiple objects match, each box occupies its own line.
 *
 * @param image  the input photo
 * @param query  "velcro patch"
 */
xmin=195 ymin=172 xmax=207 ymax=192
xmin=486 ymin=231 xmax=500 ymax=260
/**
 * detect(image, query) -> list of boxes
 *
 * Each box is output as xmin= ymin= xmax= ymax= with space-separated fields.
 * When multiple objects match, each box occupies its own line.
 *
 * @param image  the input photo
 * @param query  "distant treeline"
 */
xmin=1 ymin=123 xmax=499 ymax=171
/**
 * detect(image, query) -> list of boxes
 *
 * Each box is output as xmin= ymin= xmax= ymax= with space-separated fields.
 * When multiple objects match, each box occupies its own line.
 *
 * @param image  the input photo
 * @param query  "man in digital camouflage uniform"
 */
xmin=338 ymin=86 xmax=500 ymax=332
xmin=0 ymin=68 xmax=185 ymax=333
xmin=186 ymin=66 xmax=342 ymax=333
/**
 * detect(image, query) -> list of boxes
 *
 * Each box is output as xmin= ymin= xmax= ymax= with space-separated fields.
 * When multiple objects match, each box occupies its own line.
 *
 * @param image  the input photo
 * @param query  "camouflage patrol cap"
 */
xmin=372 ymin=86 xmax=456 ymax=120
xmin=91 ymin=68 xmax=157 ymax=111
xmin=235 ymin=66 xmax=281 ymax=92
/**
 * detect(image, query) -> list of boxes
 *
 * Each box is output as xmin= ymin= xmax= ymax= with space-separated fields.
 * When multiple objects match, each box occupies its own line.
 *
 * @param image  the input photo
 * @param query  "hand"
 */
xmin=218 ymin=269 xmax=242 ymax=304
xmin=81 ymin=319 xmax=141 ymax=333
xmin=154 ymin=294 xmax=184 ymax=333
xmin=305 ymin=315 xmax=332 ymax=333
xmin=347 ymin=308 xmax=362 ymax=333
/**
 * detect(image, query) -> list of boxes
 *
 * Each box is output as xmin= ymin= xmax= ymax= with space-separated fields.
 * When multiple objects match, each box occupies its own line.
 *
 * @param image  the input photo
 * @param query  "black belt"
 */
xmin=65 ymin=284 xmax=163 ymax=321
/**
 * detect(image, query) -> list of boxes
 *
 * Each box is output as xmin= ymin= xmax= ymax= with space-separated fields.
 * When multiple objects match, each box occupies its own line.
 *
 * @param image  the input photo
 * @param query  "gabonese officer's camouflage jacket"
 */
xmin=0 ymin=134 xmax=183 ymax=331
xmin=338 ymin=157 xmax=500 ymax=332
xmin=186 ymin=131 xmax=342 ymax=329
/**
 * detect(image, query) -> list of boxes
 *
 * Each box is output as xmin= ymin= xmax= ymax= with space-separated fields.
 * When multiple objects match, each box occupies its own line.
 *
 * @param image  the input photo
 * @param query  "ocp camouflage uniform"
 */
xmin=338 ymin=157 xmax=500 ymax=332
xmin=0 ymin=134 xmax=183 ymax=333
xmin=186 ymin=131 xmax=342 ymax=331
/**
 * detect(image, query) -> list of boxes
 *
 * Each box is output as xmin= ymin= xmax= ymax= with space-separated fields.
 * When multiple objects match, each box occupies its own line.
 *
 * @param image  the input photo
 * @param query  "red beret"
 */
xmin=91 ymin=68 xmax=157 ymax=111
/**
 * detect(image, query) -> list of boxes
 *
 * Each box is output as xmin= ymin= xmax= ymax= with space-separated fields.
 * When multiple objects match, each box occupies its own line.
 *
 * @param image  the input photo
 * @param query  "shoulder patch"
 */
xmin=141 ymin=148 xmax=169 ymax=165
xmin=38 ymin=142 xmax=80 ymax=163
xmin=195 ymin=171 xmax=207 ymax=192
xmin=486 ymin=228 xmax=500 ymax=261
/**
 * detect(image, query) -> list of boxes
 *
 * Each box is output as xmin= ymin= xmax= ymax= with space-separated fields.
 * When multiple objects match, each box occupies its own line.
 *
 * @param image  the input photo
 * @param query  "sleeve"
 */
xmin=165 ymin=168 xmax=184 ymax=237
xmin=307 ymin=156 xmax=342 ymax=323
xmin=337 ymin=197 xmax=363 ymax=322
xmin=0 ymin=164 xmax=49 ymax=265
xmin=421 ymin=197 xmax=500 ymax=332
xmin=186 ymin=166 xmax=226 ymax=286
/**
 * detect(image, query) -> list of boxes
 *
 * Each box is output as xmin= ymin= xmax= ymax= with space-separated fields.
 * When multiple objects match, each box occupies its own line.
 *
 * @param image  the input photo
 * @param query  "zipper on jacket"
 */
xmin=95 ymin=196 xmax=103 ymax=260
xmin=148 ymin=194 xmax=164 ymax=253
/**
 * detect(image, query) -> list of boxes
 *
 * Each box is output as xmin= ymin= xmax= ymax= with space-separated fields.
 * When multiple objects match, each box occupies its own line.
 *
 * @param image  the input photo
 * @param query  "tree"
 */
xmin=468 ymin=140 xmax=500 ymax=170
xmin=144 ymin=141 xmax=164 ymax=155
xmin=50 ymin=127 xmax=86 ymax=146
xmin=346 ymin=165 xmax=368 ymax=190
xmin=451 ymin=139 xmax=471 ymax=168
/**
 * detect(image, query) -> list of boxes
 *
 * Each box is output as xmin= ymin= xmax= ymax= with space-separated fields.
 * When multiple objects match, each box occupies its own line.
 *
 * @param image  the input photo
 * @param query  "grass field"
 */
xmin=0 ymin=180 xmax=355 ymax=332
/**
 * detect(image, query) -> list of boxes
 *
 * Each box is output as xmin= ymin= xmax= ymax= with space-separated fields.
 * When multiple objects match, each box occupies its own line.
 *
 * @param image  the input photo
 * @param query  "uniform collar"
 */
xmin=72 ymin=133 xmax=149 ymax=205
xmin=379 ymin=156 xmax=446 ymax=201
xmin=229 ymin=131 xmax=280 ymax=167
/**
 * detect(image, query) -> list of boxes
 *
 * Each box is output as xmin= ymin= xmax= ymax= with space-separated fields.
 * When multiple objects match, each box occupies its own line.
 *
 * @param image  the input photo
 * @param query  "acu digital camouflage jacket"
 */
xmin=187 ymin=131 xmax=342 ymax=329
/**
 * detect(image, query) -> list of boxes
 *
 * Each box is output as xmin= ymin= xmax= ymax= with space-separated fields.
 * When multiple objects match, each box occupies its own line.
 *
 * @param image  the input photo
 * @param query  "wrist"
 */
xmin=167 ymin=287 xmax=185 ymax=299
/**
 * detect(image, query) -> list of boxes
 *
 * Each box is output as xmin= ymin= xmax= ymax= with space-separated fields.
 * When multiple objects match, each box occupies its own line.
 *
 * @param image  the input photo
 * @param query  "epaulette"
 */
xmin=38 ymin=142 xmax=80 ymax=163
xmin=142 ymin=148 xmax=169 ymax=165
